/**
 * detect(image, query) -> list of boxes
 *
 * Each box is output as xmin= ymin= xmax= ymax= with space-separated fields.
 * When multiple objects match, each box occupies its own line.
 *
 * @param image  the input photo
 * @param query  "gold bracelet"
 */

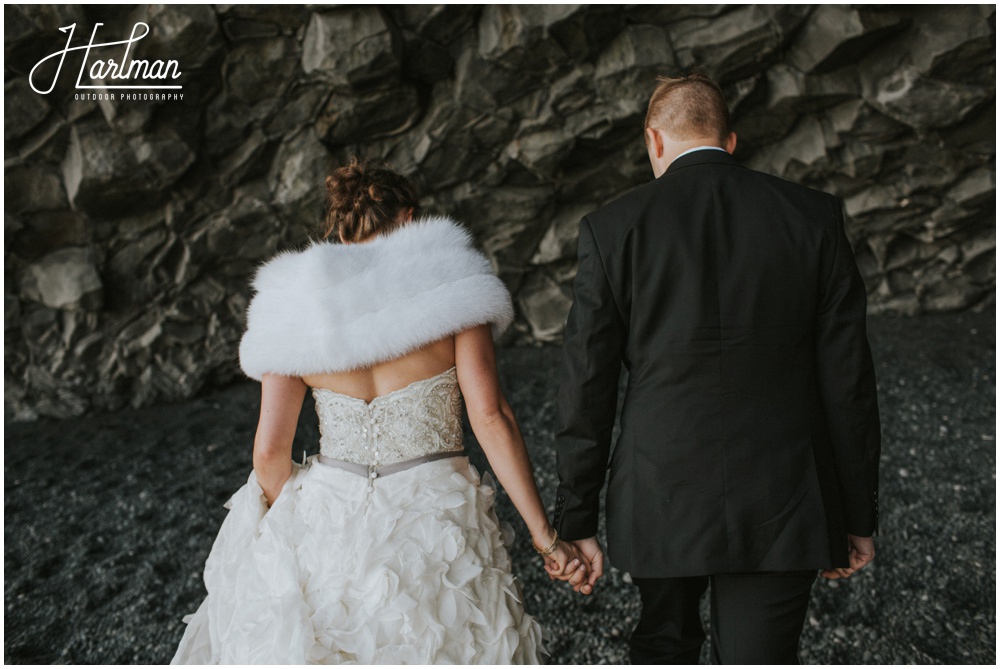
xmin=533 ymin=530 xmax=559 ymax=557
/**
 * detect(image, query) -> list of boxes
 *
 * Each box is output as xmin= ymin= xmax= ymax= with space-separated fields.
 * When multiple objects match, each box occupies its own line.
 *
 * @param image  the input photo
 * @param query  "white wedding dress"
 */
xmin=172 ymin=367 xmax=544 ymax=664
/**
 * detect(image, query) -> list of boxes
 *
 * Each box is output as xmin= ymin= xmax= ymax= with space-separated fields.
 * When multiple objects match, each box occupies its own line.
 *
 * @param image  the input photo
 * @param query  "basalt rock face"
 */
xmin=4 ymin=5 xmax=995 ymax=420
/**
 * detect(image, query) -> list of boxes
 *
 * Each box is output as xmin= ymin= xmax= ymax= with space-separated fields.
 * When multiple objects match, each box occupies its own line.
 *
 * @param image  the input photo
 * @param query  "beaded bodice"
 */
xmin=313 ymin=367 xmax=464 ymax=467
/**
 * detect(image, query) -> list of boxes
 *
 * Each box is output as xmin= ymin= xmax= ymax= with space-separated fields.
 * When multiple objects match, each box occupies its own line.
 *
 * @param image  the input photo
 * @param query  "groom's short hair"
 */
xmin=644 ymin=74 xmax=731 ymax=144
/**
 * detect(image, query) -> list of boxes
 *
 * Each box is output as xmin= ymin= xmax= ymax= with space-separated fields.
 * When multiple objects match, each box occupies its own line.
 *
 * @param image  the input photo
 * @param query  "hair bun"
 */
xmin=322 ymin=158 xmax=420 ymax=244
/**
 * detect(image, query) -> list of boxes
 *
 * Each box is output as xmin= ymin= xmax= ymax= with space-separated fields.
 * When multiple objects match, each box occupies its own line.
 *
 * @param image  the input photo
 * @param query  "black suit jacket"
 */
xmin=553 ymin=149 xmax=880 ymax=578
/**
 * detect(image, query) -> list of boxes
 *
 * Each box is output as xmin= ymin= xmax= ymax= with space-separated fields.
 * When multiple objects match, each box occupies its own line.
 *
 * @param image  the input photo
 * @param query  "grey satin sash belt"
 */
xmin=316 ymin=451 xmax=465 ymax=479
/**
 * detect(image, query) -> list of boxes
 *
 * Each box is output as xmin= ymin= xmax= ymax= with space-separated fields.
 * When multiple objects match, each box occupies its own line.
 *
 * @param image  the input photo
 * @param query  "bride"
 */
xmin=171 ymin=159 xmax=587 ymax=664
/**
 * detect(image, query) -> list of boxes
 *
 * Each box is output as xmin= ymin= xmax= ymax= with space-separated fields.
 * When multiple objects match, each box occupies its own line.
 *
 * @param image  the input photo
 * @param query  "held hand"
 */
xmin=533 ymin=528 xmax=588 ymax=583
xmin=822 ymin=534 xmax=875 ymax=579
xmin=566 ymin=536 xmax=604 ymax=595
xmin=543 ymin=542 xmax=589 ymax=584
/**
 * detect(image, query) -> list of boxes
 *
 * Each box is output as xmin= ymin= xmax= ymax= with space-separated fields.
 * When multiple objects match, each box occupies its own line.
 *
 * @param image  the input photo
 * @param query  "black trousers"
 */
xmin=630 ymin=571 xmax=816 ymax=665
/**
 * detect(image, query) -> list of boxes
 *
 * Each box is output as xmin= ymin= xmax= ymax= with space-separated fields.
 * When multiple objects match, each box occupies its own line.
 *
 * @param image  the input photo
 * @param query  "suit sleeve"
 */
xmin=815 ymin=197 xmax=881 ymax=537
xmin=553 ymin=217 xmax=627 ymax=541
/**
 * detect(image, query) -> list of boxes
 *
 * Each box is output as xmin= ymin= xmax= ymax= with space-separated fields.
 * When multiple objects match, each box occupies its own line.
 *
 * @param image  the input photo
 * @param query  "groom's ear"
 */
xmin=645 ymin=127 xmax=663 ymax=158
xmin=725 ymin=131 xmax=737 ymax=154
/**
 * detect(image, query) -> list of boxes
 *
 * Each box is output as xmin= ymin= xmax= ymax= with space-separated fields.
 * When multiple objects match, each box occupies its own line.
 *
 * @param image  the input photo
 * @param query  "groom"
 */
xmin=552 ymin=74 xmax=880 ymax=664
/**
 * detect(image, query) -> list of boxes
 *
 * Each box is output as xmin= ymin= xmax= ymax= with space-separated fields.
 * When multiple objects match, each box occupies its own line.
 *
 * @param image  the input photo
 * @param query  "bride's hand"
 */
xmin=532 ymin=528 xmax=581 ymax=580
xmin=542 ymin=541 xmax=589 ymax=583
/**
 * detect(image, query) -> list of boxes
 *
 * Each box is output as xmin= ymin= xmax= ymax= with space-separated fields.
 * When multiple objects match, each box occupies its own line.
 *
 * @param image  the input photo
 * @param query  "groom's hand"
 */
xmin=567 ymin=536 xmax=604 ymax=595
xmin=543 ymin=540 xmax=590 ymax=583
xmin=821 ymin=534 xmax=875 ymax=579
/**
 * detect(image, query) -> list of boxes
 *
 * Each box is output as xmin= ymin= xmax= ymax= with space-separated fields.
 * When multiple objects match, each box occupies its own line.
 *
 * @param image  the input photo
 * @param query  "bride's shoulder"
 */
xmin=239 ymin=214 xmax=512 ymax=381
xmin=250 ymin=240 xmax=348 ymax=292
xmin=387 ymin=214 xmax=475 ymax=248
xmin=369 ymin=215 xmax=484 ymax=267
xmin=251 ymin=215 xmax=484 ymax=292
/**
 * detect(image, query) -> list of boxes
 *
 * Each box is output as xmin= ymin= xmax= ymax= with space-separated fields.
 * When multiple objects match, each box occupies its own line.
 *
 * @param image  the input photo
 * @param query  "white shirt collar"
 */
xmin=672 ymin=145 xmax=727 ymax=163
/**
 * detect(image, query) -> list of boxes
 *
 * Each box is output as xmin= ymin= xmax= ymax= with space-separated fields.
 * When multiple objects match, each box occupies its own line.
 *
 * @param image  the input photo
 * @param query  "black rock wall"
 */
xmin=4 ymin=5 xmax=995 ymax=419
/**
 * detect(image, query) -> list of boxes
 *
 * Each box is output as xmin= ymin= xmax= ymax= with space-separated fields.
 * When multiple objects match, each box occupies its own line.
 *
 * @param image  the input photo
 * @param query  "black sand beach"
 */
xmin=4 ymin=310 xmax=995 ymax=664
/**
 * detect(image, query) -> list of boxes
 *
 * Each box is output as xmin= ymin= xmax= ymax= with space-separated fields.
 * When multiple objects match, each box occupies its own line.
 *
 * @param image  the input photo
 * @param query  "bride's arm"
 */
xmin=455 ymin=325 xmax=585 ymax=578
xmin=253 ymin=373 xmax=307 ymax=505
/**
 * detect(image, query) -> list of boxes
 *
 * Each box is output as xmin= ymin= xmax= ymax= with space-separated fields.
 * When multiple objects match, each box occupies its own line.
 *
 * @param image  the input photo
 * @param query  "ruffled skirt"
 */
xmin=171 ymin=455 xmax=544 ymax=664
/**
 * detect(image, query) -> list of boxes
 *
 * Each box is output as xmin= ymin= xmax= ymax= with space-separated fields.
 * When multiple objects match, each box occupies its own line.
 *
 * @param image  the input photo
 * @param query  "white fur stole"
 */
xmin=238 ymin=216 xmax=514 ymax=380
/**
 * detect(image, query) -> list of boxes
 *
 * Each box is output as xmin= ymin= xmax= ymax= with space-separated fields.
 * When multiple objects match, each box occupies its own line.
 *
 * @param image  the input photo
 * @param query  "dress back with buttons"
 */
xmin=313 ymin=367 xmax=464 ymax=467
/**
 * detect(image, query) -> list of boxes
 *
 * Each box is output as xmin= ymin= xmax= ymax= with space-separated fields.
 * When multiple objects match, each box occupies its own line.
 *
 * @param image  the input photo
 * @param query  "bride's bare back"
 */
xmin=301 ymin=337 xmax=456 ymax=402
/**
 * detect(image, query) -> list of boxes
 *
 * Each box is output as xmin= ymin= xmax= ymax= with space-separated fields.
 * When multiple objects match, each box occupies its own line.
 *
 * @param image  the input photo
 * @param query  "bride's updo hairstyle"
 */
xmin=322 ymin=158 xmax=420 ymax=244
